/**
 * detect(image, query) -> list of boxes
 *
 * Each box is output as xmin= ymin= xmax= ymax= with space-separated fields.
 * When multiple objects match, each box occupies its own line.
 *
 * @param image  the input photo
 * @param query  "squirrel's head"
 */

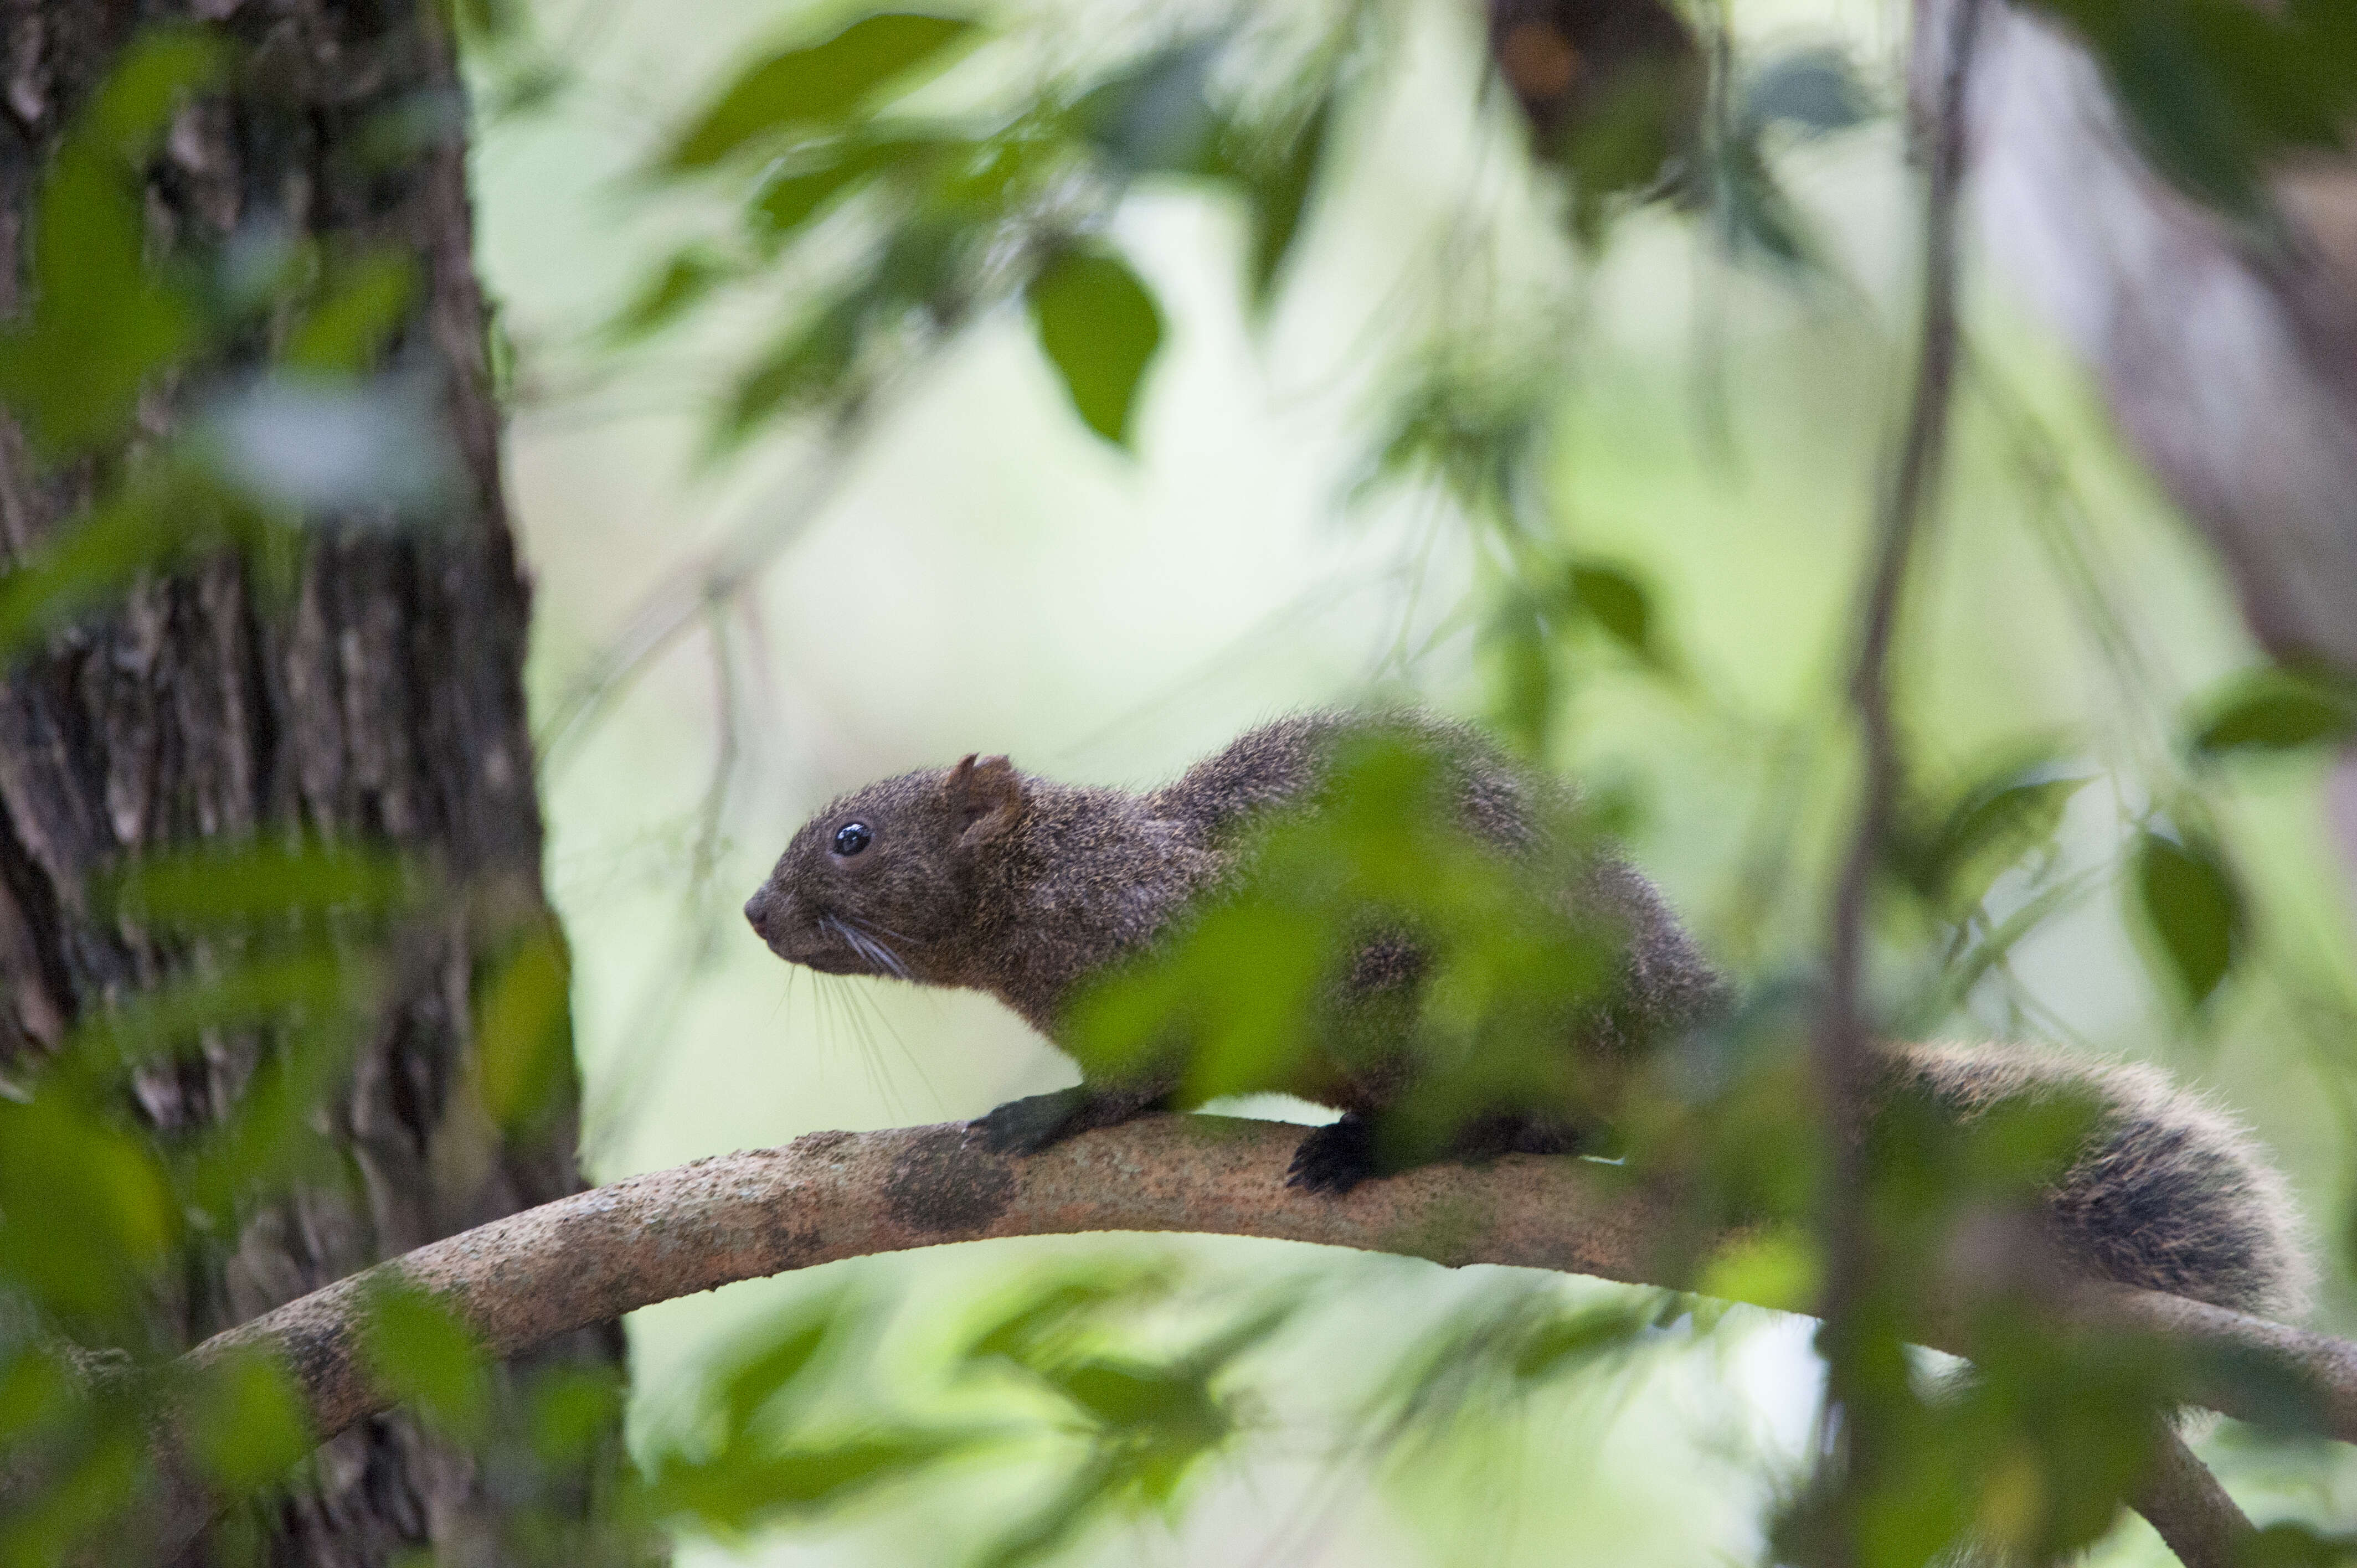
xmin=743 ymin=752 xmax=1028 ymax=983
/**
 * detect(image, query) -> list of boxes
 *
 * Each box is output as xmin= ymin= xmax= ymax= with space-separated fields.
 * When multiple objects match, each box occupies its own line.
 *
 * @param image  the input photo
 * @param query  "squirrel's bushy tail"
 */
xmin=1887 ymin=1043 xmax=2312 ymax=1319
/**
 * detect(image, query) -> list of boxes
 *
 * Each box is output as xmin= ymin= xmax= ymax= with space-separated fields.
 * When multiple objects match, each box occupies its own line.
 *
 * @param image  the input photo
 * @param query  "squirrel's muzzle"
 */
xmin=744 ymin=887 xmax=786 ymax=946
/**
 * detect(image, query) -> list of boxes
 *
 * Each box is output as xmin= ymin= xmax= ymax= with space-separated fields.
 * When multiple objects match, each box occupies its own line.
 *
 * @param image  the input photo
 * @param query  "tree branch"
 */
xmin=2131 ymin=1421 xmax=2255 ymax=1568
xmin=150 ymin=1113 xmax=2357 ymax=1563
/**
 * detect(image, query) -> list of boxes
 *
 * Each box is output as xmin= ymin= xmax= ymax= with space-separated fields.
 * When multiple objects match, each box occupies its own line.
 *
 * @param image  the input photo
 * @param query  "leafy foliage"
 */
xmin=2019 ymin=0 xmax=2357 ymax=224
xmin=8 ymin=1 xmax=2357 ymax=1565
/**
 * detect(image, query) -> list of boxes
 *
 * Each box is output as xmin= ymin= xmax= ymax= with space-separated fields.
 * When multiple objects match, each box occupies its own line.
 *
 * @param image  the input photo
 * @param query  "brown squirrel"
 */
xmin=744 ymin=709 xmax=2309 ymax=1318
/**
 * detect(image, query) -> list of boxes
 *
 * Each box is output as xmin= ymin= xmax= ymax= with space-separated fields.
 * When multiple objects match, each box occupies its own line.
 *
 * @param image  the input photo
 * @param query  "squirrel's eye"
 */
xmin=832 ymin=821 xmax=873 ymax=857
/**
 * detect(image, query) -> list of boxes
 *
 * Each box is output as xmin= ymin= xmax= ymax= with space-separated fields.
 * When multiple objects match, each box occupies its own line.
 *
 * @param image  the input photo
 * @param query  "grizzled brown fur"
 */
xmin=747 ymin=710 xmax=2307 ymax=1316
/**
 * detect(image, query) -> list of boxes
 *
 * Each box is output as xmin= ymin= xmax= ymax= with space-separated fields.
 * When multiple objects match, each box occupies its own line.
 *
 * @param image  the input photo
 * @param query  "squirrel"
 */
xmin=744 ymin=708 xmax=2309 ymax=1319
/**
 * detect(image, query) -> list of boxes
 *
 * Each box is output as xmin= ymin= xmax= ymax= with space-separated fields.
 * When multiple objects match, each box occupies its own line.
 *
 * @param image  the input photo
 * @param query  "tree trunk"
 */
xmin=0 ymin=2 xmax=640 ymax=1563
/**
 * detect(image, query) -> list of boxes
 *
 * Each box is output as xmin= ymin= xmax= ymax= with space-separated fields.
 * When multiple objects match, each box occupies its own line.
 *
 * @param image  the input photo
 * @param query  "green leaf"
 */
xmin=87 ymin=28 xmax=232 ymax=154
xmin=665 ymin=13 xmax=977 ymax=170
xmin=750 ymin=132 xmax=953 ymax=239
xmin=725 ymin=301 xmax=863 ymax=437
xmin=529 ymin=1365 xmax=626 ymax=1466
xmin=652 ymin=1432 xmax=969 ymax=1530
xmin=1024 ymin=247 xmax=1163 ymax=449
xmin=0 ymin=28 xmax=226 ymax=456
xmin=1508 ymin=1303 xmax=1648 ymax=1383
xmin=2019 ymin=0 xmax=2357 ymax=220
xmin=281 ymin=251 xmax=419 ymax=376
xmin=475 ymin=921 xmax=574 ymax=1132
xmin=2133 ymin=828 xmax=2242 ymax=1006
xmin=359 ymin=1279 xmax=490 ymax=1440
xmin=1903 ymin=767 xmax=2094 ymax=910
xmin=186 ymin=1349 xmax=313 ymax=1493
xmin=0 ymin=1094 xmax=178 ymax=1320
xmin=609 ymin=250 xmax=734 ymax=343
xmin=712 ymin=1307 xmax=840 ymax=1436
xmin=101 ymin=839 xmax=414 ymax=927
xmin=1240 ymin=96 xmax=1332 ymax=308
xmin=1567 ymin=561 xmax=1665 ymax=668
xmin=2189 ymin=668 xmax=2357 ymax=756
xmin=0 ymin=477 xmax=191 ymax=658
xmin=2241 ymin=1523 xmax=2357 ymax=1568
xmin=71 ymin=952 xmax=352 ymax=1066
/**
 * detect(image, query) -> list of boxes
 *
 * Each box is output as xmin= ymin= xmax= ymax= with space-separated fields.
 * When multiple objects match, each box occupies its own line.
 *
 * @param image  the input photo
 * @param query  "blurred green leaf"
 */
xmin=0 ymin=28 xmax=227 ymax=456
xmin=1025 ymin=246 xmax=1163 ymax=450
xmin=2020 ymin=0 xmax=2357 ymax=220
xmin=281 ymin=251 xmax=419 ymax=376
xmin=2243 ymin=1523 xmax=2357 ymax=1567
xmin=1506 ymin=1302 xmax=1648 ymax=1383
xmin=0 ymin=474 xmax=202 ymax=659
xmin=609 ymin=249 xmax=735 ymax=343
xmin=0 ymin=1347 xmax=74 ymax=1442
xmin=712 ymin=1307 xmax=839 ymax=1438
xmin=975 ymin=1459 xmax=1119 ymax=1568
xmin=178 ymin=1015 xmax=358 ymax=1220
xmin=1712 ymin=137 xmax=1820 ymax=270
xmin=1696 ymin=1230 xmax=1820 ymax=1313
xmin=86 ymin=28 xmax=231 ymax=153
xmin=1568 ymin=561 xmax=1668 ymax=669
xmin=652 ymin=1431 xmax=970 ymax=1532
xmin=725 ymin=299 xmax=864 ymax=437
xmin=2189 ymin=666 xmax=2357 ymax=757
xmin=1897 ymin=765 xmax=2093 ymax=911
xmin=359 ymin=1278 xmax=490 ymax=1440
xmin=101 ymin=839 xmax=414 ymax=927
xmin=960 ymin=1265 xmax=1175 ymax=1374
xmin=750 ymin=131 xmax=963 ymax=240
xmin=475 ymin=921 xmax=574 ymax=1133
xmin=0 ymin=1094 xmax=177 ymax=1320
xmin=1237 ymin=96 xmax=1332 ymax=310
xmin=665 ymin=13 xmax=977 ymax=171
xmin=186 ymin=1348 xmax=312 ymax=1493
xmin=2133 ymin=828 xmax=2242 ymax=1007
xmin=1485 ymin=596 xmax=1556 ymax=759
xmin=71 ymin=951 xmax=351 ymax=1066
xmin=529 ymin=1365 xmax=627 ymax=1466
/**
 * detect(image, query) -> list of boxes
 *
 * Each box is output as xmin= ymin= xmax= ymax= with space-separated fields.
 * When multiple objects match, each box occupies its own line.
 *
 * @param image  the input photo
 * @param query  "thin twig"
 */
xmin=1813 ymin=0 xmax=1987 ymax=1556
xmin=534 ymin=406 xmax=868 ymax=772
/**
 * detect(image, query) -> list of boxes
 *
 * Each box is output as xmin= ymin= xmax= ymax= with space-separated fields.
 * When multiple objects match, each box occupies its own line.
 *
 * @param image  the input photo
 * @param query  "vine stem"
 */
xmin=1811 ymin=0 xmax=1988 ymax=1557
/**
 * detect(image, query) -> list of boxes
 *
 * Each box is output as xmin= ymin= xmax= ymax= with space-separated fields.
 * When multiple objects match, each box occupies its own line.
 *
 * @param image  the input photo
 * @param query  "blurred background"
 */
xmin=452 ymin=0 xmax=2357 ymax=1560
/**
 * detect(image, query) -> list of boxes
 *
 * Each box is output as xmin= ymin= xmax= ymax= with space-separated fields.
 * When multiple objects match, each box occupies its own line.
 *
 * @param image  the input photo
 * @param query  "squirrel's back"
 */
xmin=1885 ymin=1043 xmax=2311 ymax=1318
xmin=1146 ymin=708 xmax=1543 ymax=849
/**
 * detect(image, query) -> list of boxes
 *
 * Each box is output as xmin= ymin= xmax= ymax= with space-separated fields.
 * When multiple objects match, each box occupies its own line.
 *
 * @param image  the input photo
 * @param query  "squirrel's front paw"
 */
xmin=1286 ymin=1115 xmax=1378 ymax=1195
xmin=974 ymin=1089 xmax=1089 ymax=1154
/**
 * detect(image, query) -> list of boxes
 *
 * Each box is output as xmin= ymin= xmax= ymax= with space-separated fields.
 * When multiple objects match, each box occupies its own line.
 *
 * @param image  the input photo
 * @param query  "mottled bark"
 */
xmin=0 ymin=2 xmax=633 ymax=1564
xmin=164 ymin=1115 xmax=2328 ymax=1566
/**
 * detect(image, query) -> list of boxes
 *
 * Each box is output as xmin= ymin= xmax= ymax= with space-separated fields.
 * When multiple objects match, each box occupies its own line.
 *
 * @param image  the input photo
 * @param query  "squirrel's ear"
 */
xmin=946 ymin=752 xmax=1025 ymax=845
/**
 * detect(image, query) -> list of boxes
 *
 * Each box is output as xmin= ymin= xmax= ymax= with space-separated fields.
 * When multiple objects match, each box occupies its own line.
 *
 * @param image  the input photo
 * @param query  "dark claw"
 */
xmin=974 ymin=1089 xmax=1090 ymax=1155
xmin=1286 ymin=1115 xmax=1378 ymax=1195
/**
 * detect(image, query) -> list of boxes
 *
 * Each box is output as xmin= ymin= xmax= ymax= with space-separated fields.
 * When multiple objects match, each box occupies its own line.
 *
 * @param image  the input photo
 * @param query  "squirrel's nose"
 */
xmin=744 ymin=890 xmax=776 ymax=940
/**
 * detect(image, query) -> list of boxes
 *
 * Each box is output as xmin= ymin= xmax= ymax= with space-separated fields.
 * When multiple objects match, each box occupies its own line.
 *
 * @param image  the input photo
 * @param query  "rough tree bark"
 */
xmin=0 ymin=2 xmax=635 ymax=1564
